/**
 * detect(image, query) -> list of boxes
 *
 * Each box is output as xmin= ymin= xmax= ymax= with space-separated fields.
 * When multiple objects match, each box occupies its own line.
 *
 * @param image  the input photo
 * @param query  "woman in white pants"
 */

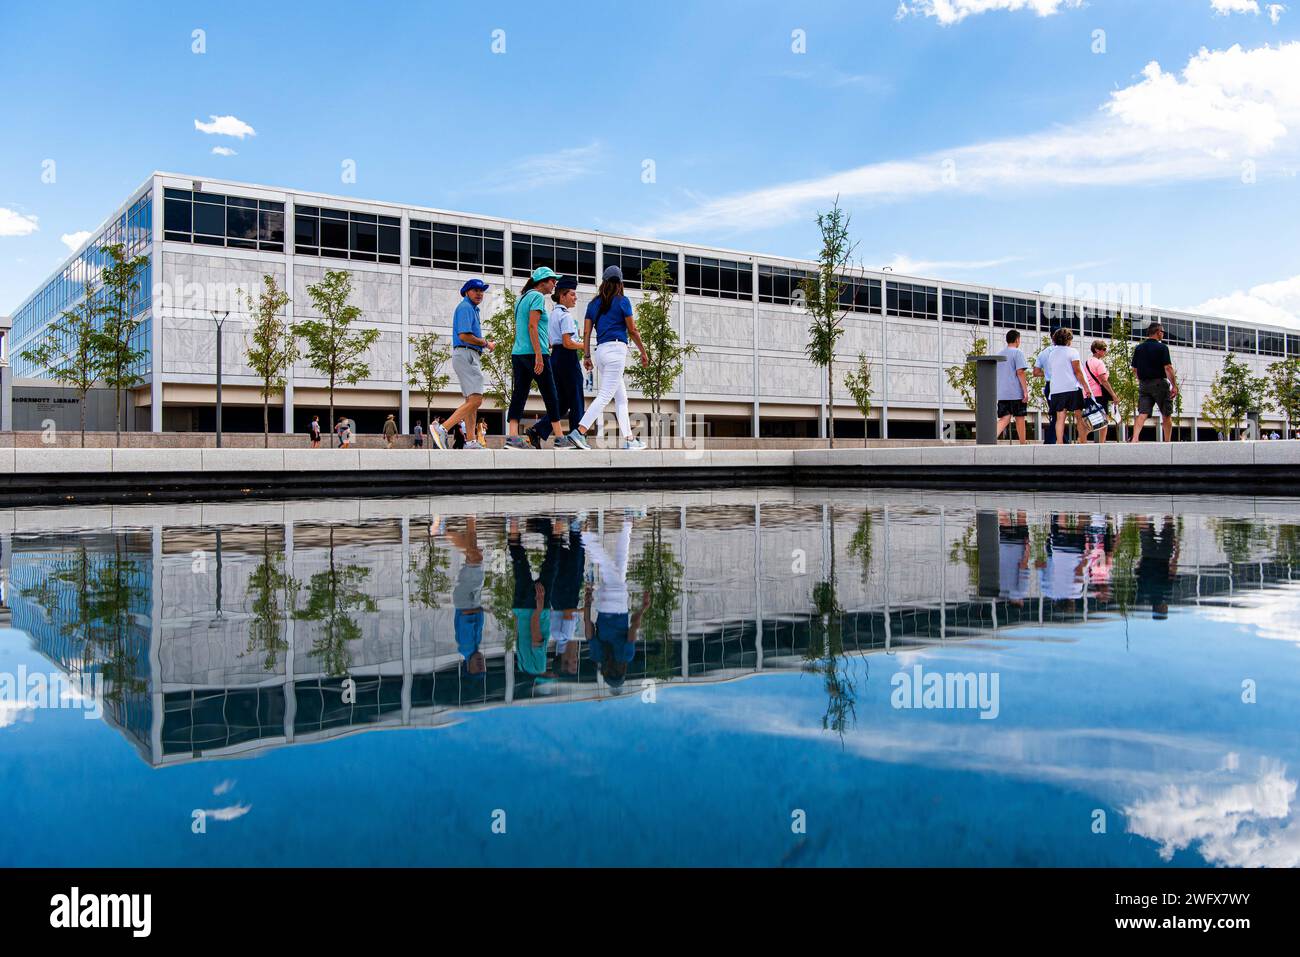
xmin=566 ymin=265 xmax=649 ymax=451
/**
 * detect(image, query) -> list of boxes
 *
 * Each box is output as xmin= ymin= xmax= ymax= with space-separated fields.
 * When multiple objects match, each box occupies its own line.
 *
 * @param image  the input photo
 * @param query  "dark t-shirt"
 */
xmin=1132 ymin=338 xmax=1172 ymax=381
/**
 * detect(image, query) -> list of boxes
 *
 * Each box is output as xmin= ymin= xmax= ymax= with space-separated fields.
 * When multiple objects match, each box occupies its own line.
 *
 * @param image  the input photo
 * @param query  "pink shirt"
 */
xmin=1084 ymin=357 xmax=1109 ymax=398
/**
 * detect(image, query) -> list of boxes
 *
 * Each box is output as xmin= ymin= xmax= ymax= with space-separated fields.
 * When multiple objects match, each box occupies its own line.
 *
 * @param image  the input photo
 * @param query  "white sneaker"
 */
xmin=622 ymin=438 xmax=647 ymax=451
xmin=463 ymin=440 xmax=485 ymax=450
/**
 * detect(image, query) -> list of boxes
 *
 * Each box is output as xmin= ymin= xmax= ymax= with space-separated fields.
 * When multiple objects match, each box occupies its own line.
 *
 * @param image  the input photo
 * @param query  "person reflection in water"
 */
xmin=549 ymin=515 xmax=587 ymax=679
xmin=998 ymin=509 xmax=1032 ymax=606
xmin=509 ymin=517 xmax=558 ymax=677
xmin=583 ymin=512 xmax=650 ymax=694
xmin=445 ymin=516 xmax=488 ymax=685
xmin=1136 ymin=515 xmax=1180 ymax=620
xmin=1040 ymin=513 xmax=1088 ymax=611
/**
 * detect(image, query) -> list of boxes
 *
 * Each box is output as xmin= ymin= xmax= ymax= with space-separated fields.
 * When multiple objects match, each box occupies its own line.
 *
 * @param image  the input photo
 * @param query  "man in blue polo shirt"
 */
xmin=435 ymin=279 xmax=495 ymax=450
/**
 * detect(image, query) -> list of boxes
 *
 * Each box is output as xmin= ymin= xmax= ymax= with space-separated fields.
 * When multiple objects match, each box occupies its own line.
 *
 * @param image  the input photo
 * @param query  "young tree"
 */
xmin=843 ymin=353 xmax=874 ymax=447
xmin=292 ymin=269 xmax=381 ymax=446
xmin=19 ymin=279 xmax=100 ymax=447
xmin=480 ymin=288 xmax=517 ymax=414
xmin=626 ymin=259 xmax=696 ymax=448
xmin=799 ymin=200 xmax=857 ymax=448
xmin=405 ymin=330 xmax=452 ymax=437
xmin=945 ymin=334 xmax=989 ymax=413
xmin=91 ymin=243 xmax=150 ymax=445
xmin=1267 ymin=356 xmax=1300 ymax=438
xmin=1027 ymin=333 xmax=1052 ymax=417
xmin=243 ymin=274 xmax=296 ymax=447
xmin=1105 ymin=313 xmax=1140 ymax=441
xmin=1202 ymin=352 xmax=1268 ymax=439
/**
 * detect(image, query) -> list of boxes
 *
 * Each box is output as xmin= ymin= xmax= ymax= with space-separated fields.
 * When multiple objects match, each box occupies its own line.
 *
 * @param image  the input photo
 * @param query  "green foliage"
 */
xmin=945 ymin=334 xmax=989 ymax=413
xmin=628 ymin=510 xmax=684 ymax=681
xmin=291 ymin=528 xmax=378 ymax=676
xmin=1105 ymin=314 xmax=1140 ymax=434
xmin=847 ymin=508 xmax=874 ymax=585
xmin=19 ymin=279 xmax=100 ymax=446
xmin=1027 ymin=334 xmax=1052 ymax=415
xmin=626 ymin=259 xmax=697 ymax=447
xmin=243 ymin=274 xmax=296 ymax=446
xmin=243 ymin=530 xmax=294 ymax=670
xmin=843 ymin=353 xmax=874 ymax=445
xmin=405 ymin=330 xmax=452 ymax=432
xmin=1202 ymin=352 xmax=1268 ymax=439
xmin=90 ymin=243 xmax=150 ymax=443
xmin=480 ymin=289 xmax=517 ymax=413
xmin=293 ymin=269 xmax=381 ymax=442
xmin=1267 ymin=356 xmax=1300 ymax=434
xmin=408 ymin=533 xmax=451 ymax=609
xmin=799 ymin=200 xmax=857 ymax=448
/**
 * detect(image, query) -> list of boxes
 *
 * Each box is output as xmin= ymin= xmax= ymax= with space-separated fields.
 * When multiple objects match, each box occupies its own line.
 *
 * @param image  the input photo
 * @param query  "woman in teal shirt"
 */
xmin=505 ymin=266 xmax=572 ymax=450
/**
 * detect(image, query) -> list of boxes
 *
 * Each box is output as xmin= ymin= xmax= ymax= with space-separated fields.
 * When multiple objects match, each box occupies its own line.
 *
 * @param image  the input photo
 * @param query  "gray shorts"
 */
xmin=452 ymin=347 xmax=484 ymax=397
xmin=453 ymin=562 xmax=485 ymax=610
xmin=1138 ymin=378 xmax=1172 ymax=417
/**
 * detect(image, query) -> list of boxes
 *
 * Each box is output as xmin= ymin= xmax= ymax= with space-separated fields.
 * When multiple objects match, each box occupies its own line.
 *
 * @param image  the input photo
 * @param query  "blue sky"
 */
xmin=2 ymin=0 xmax=1298 ymax=325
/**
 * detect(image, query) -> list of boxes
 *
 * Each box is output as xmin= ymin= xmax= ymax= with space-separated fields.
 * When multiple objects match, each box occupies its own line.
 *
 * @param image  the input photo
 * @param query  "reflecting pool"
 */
xmin=2 ymin=487 xmax=1299 ymax=867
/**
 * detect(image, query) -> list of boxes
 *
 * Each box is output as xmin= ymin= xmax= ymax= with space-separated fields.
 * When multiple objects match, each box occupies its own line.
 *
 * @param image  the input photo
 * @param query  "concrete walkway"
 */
xmin=0 ymin=441 xmax=1295 ymax=504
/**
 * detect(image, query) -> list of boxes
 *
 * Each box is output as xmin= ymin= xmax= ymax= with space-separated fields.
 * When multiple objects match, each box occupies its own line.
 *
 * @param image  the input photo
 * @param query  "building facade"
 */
xmin=8 ymin=171 xmax=1298 ymax=439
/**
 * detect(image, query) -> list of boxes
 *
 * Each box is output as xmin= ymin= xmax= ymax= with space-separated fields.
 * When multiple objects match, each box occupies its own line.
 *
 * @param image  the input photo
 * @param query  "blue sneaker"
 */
xmin=504 ymin=436 xmax=531 ymax=451
xmin=568 ymin=429 xmax=592 ymax=450
xmin=553 ymin=435 xmax=575 ymax=450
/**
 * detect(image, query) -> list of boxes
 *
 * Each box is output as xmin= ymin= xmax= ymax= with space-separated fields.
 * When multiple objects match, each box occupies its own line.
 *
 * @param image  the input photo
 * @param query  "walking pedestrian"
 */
xmin=383 ymin=413 xmax=398 ymax=448
xmin=1083 ymin=340 xmax=1119 ymax=443
xmin=436 ymin=279 xmax=494 ymax=451
xmin=995 ymin=330 xmax=1030 ymax=444
xmin=566 ymin=265 xmax=649 ymax=451
xmin=1033 ymin=328 xmax=1092 ymax=445
xmin=1130 ymin=321 xmax=1180 ymax=443
xmin=541 ymin=277 xmax=585 ymax=437
xmin=309 ymin=415 xmax=322 ymax=448
xmin=412 ymin=420 xmax=424 ymax=448
xmin=505 ymin=267 xmax=573 ymax=451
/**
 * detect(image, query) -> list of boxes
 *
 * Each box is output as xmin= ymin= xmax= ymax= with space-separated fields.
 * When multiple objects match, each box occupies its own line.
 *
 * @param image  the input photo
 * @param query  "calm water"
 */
xmin=2 ymin=487 xmax=1299 ymax=867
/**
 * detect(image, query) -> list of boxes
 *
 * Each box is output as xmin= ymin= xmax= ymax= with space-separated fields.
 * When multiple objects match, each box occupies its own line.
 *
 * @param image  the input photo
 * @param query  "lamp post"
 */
xmin=210 ymin=310 xmax=228 ymax=447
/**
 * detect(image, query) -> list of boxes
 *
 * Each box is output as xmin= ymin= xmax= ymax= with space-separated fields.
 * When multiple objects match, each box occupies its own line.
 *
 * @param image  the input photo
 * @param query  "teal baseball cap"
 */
xmin=530 ymin=266 xmax=561 ymax=283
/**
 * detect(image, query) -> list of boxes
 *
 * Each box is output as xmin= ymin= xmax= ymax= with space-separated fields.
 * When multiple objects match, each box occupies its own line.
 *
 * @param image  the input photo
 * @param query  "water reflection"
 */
xmin=4 ymin=489 xmax=1300 ymax=866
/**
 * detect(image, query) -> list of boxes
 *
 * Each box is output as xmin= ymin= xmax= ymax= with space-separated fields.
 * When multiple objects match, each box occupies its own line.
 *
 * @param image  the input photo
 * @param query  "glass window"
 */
xmin=887 ymin=281 xmax=937 ymax=320
xmin=684 ymin=255 xmax=751 ymax=300
xmin=1229 ymin=326 xmax=1257 ymax=354
xmin=1260 ymin=331 xmax=1286 ymax=357
xmin=1162 ymin=316 xmax=1193 ymax=347
xmin=993 ymin=295 xmax=1036 ymax=332
xmin=842 ymin=276 xmax=882 ymax=314
xmin=607 ymin=245 xmax=679 ymax=289
xmin=942 ymin=289 xmax=988 ymax=325
xmin=511 ymin=232 xmax=592 ymax=283
xmin=1197 ymin=322 xmax=1226 ymax=350
xmin=1082 ymin=308 xmax=1114 ymax=339
xmin=1040 ymin=300 xmax=1081 ymax=334
xmin=1288 ymin=335 xmax=1300 ymax=358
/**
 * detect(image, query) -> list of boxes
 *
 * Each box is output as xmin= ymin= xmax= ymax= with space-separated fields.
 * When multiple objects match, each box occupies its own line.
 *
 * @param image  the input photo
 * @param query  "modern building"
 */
xmin=8 ymin=171 xmax=1297 ymax=440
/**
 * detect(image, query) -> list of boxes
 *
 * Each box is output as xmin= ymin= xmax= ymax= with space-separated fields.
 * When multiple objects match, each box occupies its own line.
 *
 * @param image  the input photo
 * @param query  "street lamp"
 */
xmin=210 ymin=310 xmax=228 ymax=447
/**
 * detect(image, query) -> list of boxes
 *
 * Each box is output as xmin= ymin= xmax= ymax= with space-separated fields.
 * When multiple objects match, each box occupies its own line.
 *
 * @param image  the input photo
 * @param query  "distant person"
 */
xmin=476 ymin=420 xmax=489 ymax=447
xmin=336 ymin=418 xmax=353 ymax=448
xmin=548 ymin=514 xmax=587 ymax=678
xmin=382 ymin=413 xmax=398 ymax=447
xmin=309 ymin=415 xmax=322 ymax=448
xmin=1083 ymin=340 xmax=1119 ymax=444
xmin=508 ymin=516 xmax=558 ymax=676
xmin=1034 ymin=328 xmax=1092 ymax=445
xmin=995 ymin=329 xmax=1030 ymax=444
xmin=412 ymin=420 xmax=424 ymax=448
xmin=445 ymin=516 xmax=487 ymax=677
xmin=582 ymin=511 xmax=649 ymax=693
xmin=436 ymin=278 xmax=495 ymax=451
xmin=566 ymin=265 xmax=650 ymax=451
xmin=506 ymin=267 xmax=573 ymax=451
xmin=1135 ymin=514 xmax=1179 ymax=620
xmin=997 ymin=510 xmax=1032 ymax=606
xmin=1130 ymin=321 xmax=1179 ymax=443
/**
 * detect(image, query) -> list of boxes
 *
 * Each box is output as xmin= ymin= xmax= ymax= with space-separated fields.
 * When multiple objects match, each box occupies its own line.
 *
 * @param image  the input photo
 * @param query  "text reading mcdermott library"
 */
xmin=8 ymin=172 xmax=1297 ymax=439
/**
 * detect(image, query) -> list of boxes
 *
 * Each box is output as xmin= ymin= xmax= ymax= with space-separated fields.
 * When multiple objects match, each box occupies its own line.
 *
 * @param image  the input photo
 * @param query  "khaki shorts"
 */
xmin=452 ymin=347 xmax=485 ymax=396
xmin=1138 ymin=378 xmax=1172 ymax=417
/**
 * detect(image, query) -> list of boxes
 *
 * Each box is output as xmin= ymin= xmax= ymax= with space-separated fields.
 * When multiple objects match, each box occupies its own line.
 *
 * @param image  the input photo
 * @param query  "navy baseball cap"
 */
xmin=601 ymin=265 xmax=624 ymax=282
xmin=460 ymin=279 xmax=489 ymax=295
xmin=556 ymin=277 xmax=578 ymax=291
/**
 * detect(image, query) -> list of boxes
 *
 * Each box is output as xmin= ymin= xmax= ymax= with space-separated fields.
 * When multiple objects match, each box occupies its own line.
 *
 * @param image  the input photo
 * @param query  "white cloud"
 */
xmin=194 ymin=114 xmax=256 ymax=138
xmin=896 ymin=0 xmax=1083 ymax=25
xmin=883 ymin=253 xmax=1021 ymax=274
xmin=1192 ymin=273 xmax=1300 ymax=330
xmin=636 ymin=42 xmax=1300 ymax=239
xmin=464 ymin=141 xmax=603 ymax=195
xmin=1269 ymin=3 xmax=1287 ymax=23
xmin=211 ymin=146 xmax=237 ymax=157
xmin=202 ymin=803 xmax=251 ymax=822
xmin=212 ymin=779 xmax=236 ymax=796
xmin=0 ymin=207 xmax=39 ymax=237
xmin=60 ymin=230 xmax=91 ymax=251
xmin=1211 ymin=0 xmax=1260 ymax=14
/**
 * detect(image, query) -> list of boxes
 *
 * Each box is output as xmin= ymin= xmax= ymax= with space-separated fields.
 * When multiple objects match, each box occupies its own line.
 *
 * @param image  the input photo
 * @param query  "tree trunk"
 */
xmin=264 ymin=392 xmax=270 ymax=448
xmin=80 ymin=396 xmax=87 ymax=449
xmin=827 ymin=364 xmax=835 ymax=450
xmin=329 ymin=375 xmax=336 ymax=447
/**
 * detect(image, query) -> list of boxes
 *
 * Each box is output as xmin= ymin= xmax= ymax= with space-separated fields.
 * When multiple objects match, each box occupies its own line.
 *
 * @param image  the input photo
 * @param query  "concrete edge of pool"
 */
xmin=0 ymin=441 xmax=1297 ymax=505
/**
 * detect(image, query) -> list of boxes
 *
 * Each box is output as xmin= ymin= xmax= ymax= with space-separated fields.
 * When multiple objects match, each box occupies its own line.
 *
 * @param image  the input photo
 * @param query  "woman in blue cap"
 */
xmin=548 ymin=276 xmax=585 ymax=437
xmin=506 ymin=266 xmax=573 ymax=450
xmin=566 ymin=265 xmax=649 ymax=451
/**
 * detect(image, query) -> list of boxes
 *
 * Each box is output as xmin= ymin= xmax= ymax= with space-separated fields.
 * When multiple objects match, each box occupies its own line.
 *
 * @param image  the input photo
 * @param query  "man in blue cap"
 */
xmin=436 ymin=278 xmax=495 ymax=450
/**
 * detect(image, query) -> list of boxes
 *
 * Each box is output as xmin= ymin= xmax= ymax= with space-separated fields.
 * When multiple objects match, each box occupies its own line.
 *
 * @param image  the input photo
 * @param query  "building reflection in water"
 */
xmin=4 ymin=489 xmax=1299 ymax=769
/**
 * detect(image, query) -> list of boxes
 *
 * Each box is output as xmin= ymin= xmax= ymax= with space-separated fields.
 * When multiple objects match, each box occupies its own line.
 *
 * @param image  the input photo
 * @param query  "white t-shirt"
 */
xmin=1039 ymin=345 xmax=1082 ymax=396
